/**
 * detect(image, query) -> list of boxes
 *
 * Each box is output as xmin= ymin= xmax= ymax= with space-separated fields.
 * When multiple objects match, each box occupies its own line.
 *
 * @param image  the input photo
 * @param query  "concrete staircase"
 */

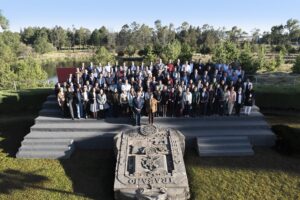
xmin=197 ymin=136 xmax=254 ymax=157
xmin=17 ymin=138 xmax=75 ymax=159
xmin=16 ymin=94 xmax=276 ymax=159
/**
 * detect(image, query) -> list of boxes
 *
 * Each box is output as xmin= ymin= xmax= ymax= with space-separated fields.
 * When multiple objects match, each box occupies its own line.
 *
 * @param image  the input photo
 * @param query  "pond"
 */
xmin=42 ymin=60 xmax=91 ymax=83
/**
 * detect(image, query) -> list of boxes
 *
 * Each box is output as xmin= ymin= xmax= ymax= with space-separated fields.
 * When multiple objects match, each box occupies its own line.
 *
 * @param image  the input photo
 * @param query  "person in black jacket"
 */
xmin=200 ymin=87 xmax=209 ymax=116
xmin=133 ymin=90 xmax=144 ymax=126
xmin=66 ymin=87 xmax=75 ymax=120
xmin=192 ymin=87 xmax=200 ymax=117
xmin=161 ymin=86 xmax=169 ymax=117
xmin=74 ymin=87 xmax=83 ymax=119
xmin=244 ymin=85 xmax=254 ymax=115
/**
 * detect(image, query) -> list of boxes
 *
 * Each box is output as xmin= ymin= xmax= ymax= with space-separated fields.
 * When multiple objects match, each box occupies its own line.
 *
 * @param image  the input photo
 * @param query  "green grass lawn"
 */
xmin=1 ymin=89 xmax=300 ymax=200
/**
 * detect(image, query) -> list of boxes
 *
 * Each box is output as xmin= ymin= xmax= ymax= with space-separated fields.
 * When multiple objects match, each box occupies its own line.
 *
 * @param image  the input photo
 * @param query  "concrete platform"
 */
xmin=16 ymin=94 xmax=276 ymax=159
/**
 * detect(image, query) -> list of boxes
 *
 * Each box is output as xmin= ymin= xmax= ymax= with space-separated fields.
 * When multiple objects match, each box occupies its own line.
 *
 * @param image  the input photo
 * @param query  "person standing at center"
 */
xmin=149 ymin=93 xmax=158 ymax=124
xmin=133 ymin=90 xmax=144 ymax=126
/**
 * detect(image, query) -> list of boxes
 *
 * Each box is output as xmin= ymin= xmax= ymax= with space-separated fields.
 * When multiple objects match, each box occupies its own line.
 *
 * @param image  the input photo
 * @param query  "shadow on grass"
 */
xmin=0 ymin=169 xmax=89 ymax=197
xmin=0 ymin=169 xmax=48 ymax=194
xmin=0 ymin=88 xmax=51 ymax=157
xmin=59 ymin=149 xmax=115 ymax=200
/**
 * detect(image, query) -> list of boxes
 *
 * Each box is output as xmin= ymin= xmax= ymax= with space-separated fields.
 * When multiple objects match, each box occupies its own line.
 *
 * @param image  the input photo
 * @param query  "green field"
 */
xmin=1 ymin=89 xmax=300 ymax=200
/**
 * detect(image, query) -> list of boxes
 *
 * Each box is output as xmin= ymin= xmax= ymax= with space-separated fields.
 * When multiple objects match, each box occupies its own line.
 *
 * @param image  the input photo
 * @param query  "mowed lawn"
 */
xmin=0 ymin=89 xmax=300 ymax=200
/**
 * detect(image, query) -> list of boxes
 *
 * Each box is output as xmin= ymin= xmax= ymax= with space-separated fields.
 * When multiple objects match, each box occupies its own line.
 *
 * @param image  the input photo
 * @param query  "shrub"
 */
xmin=33 ymin=37 xmax=55 ymax=54
xmin=93 ymin=46 xmax=115 ymax=64
xmin=292 ymin=55 xmax=300 ymax=73
xmin=178 ymin=43 xmax=193 ymax=62
xmin=275 ymin=50 xmax=285 ymax=68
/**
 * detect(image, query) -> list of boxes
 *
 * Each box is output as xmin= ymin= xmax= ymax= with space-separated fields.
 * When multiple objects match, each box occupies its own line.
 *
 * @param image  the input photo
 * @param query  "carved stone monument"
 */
xmin=114 ymin=125 xmax=190 ymax=200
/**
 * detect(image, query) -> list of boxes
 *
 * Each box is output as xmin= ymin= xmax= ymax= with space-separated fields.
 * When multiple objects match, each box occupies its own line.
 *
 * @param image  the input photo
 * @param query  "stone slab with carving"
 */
xmin=114 ymin=125 xmax=190 ymax=200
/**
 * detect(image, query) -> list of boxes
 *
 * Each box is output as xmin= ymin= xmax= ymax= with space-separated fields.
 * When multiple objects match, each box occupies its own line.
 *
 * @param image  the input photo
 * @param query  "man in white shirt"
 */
xmin=104 ymin=62 xmax=111 ymax=74
xmin=183 ymin=88 xmax=192 ymax=117
xmin=121 ymin=79 xmax=131 ymax=94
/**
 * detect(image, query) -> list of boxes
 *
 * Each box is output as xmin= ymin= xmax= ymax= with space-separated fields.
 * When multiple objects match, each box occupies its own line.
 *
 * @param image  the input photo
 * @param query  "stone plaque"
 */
xmin=114 ymin=125 xmax=190 ymax=200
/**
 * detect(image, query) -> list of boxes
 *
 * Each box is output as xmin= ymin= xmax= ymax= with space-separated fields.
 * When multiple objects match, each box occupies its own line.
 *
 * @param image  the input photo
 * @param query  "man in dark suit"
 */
xmin=133 ymin=90 xmax=144 ymax=126
xmin=200 ymin=87 xmax=209 ymax=115
xmin=66 ymin=87 xmax=75 ymax=120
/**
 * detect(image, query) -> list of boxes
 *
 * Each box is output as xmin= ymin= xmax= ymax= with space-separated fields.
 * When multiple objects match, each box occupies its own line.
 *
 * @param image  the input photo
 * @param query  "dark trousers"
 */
xmin=213 ymin=101 xmax=219 ymax=115
xmin=192 ymin=103 xmax=199 ymax=117
xmin=208 ymin=101 xmax=214 ymax=115
xmin=200 ymin=102 xmax=208 ymax=115
xmin=169 ymin=101 xmax=175 ymax=117
xmin=83 ymin=101 xmax=89 ymax=118
xmin=219 ymin=101 xmax=225 ymax=116
xmin=235 ymin=103 xmax=242 ymax=116
xmin=149 ymin=111 xmax=155 ymax=124
xmin=68 ymin=101 xmax=74 ymax=119
xmin=112 ymin=104 xmax=119 ymax=117
xmin=135 ymin=112 xmax=141 ymax=126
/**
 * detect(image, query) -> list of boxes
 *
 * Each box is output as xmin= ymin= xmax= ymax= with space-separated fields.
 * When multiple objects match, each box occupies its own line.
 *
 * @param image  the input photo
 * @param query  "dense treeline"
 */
xmin=1 ymin=10 xmax=300 ymax=90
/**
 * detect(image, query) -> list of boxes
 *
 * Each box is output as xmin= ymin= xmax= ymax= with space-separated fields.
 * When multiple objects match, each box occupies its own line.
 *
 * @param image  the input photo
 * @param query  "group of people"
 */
xmin=55 ymin=59 xmax=255 ymax=126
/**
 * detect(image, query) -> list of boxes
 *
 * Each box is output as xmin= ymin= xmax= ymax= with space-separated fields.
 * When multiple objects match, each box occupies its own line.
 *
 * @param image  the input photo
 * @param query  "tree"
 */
xmin=144 ymin=45 xmax=157 ymax=64
xmin=50 ymin=26 xmax=67 ymax=50
xmin=93 ymin=46 xmax=115 ymax=64
xmin=213 ymin=41 xmax=239 ymax=64
xmin=75 ymin=27 xmax=91 ymax=48
xmin=12 ymin=58 xmax=47 ymax=88
xmin=20 ymin=27 xmax=36 ymax=45
xmin=199 ymin=25 xmax=221 ymax=54
xmin=33 ymin=36 xmax=55 ymax=54
xmin=213 ymin=43 xmax=226 ymax=63
xmin=292 ymin=55 xmax=300 ymax=73
xmin=178 ymin=43 xmax=193 ymax=62
xmin=239 ymin=42 xmax=257 ymax=73
xmin=227 ymin=26 xmax=245 ymax=43
xmin=116 ymin=24 xmax=131 ymax=51
xmin=275 ymin=50 xmax=285 ymax=68
xmin=0 ymin=61 xmax=16 ymax=89
xmin=125 ymin=45 xmax=136 ymax=57
xmin=225 ymin=41 xmax=239 ymax=63
xmin=270 ymin=25 xmax=287 ymax=45
xmin=285 ymin=18 xmax=300 ymax=43
xmin=0 ymin=31 xmax=22 ymax=62
xmin=254 ymin=45 xmax=267 ymax=70
xmin=161 ymin=40 xmax=181 ymax=62
xmin=0 ymin=10 xmax=9 ymax=30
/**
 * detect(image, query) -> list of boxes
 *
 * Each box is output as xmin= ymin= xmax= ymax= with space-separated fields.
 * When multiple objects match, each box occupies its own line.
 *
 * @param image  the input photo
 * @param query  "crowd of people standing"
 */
xmin=55 ymin=59 xmax=255 ymax=126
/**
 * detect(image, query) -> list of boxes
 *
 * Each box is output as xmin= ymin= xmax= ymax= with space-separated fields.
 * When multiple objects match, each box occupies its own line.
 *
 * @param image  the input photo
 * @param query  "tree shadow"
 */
xmin=59 ymin=149 xmax=115 ymax=200
xmin=0 ymin=89 xmax=51 ymax=157
xmin=0 ymin=169 xmax=48 ymax=194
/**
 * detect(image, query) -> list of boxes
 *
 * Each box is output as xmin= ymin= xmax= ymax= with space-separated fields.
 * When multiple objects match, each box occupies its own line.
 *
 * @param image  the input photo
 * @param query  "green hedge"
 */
xmin=255 ymin=84 xmax=300 ymax=110
xmin=272 ymin=125 xmax=300 ymax=154
xmin=0 ymin=89 xmax=52 ymax=114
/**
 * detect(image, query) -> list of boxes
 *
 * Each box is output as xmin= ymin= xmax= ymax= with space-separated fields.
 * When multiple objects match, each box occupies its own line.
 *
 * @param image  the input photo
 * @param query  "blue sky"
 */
xmin=1 ymin=0 xmax=300 ymax=33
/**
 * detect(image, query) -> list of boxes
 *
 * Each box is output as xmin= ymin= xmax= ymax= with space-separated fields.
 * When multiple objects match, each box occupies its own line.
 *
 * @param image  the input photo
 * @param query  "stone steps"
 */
xmin=16 ymin=149 xmax=74 ymax=159
xmin=197 ymin=136 xmax=254 ymax=157
xmin=16 ymin=139 xmax=74 ymax=159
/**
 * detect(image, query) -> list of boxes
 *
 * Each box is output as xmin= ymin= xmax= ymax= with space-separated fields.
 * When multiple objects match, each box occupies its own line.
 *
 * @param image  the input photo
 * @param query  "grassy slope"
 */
xmin=1 ymin=89 xmax=300 ymax=200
